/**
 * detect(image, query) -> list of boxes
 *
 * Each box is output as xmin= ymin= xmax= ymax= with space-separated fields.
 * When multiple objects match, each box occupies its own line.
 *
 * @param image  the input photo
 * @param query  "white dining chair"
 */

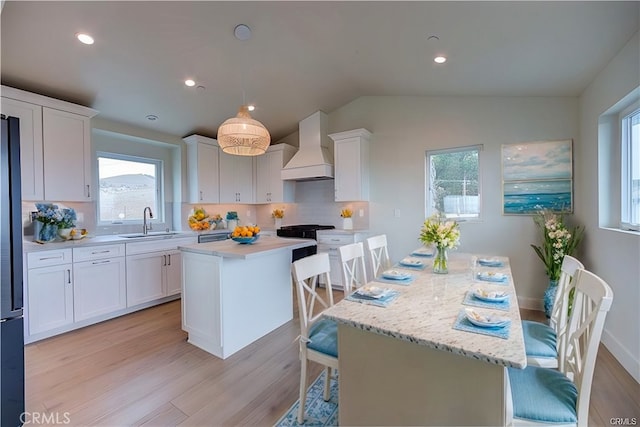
xmin=522 ymin=255 xmax=584 ymax=369
xmin=291 ymin=253 xmax=339 ymax=424
xmin=507 ymin=268 xmax=614 ymax=426
xmin=338 ymin=242 xmax=368 ymax=294
xmin=365 ymin=234 xmax=391 ymax=278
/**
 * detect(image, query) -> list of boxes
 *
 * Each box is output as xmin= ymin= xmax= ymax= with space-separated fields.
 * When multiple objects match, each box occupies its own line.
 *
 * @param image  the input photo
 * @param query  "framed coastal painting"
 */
xmin=501 ymin=139 xmax=573 ymax=215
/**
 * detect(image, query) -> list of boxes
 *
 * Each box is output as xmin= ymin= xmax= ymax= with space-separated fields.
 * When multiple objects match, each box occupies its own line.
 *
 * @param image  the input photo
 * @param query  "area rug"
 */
xmin=274 ymin=370 xmax=339 ymax=426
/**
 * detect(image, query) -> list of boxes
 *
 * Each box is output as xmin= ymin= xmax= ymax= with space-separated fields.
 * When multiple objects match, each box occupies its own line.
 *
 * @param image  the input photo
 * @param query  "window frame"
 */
xmin=620 ymin=102 xmax=640 ymax=231
xmin=425 ymin=144 xmax=483 ymax=221
xmin=96 ymin=151 xmax=164 ymax=225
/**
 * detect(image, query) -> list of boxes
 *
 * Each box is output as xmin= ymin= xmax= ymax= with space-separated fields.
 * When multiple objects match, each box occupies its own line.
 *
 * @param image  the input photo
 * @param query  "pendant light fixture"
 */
xmin=217 ymin=24 xmax=271 ymax=156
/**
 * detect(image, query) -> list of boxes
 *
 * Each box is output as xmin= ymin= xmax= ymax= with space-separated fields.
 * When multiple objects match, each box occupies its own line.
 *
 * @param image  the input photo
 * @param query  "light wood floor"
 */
xmin=25 ymin=297 xmax=639 ymax=426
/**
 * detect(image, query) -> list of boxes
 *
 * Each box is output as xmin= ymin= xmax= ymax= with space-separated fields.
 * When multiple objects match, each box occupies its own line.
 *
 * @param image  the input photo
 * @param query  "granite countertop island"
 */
xmin=178 ymin=235 xmax=314 ymax=259
xmin=323 ymin=252 xmax=527 ymax=426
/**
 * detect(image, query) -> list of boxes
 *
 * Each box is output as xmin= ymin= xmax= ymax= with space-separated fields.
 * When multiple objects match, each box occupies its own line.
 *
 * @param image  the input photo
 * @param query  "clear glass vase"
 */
xmin=433 ymin=245 xmax=448 ymax=274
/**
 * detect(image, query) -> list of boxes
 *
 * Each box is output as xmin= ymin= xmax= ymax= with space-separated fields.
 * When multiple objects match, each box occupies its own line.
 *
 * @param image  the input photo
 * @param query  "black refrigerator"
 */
xmin=0 ymin=115 xmax=25 ymax=426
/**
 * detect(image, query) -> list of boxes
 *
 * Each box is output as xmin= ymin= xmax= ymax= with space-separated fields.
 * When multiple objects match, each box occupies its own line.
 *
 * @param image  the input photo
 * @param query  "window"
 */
xmin=426 ymin=145 xmax=481 ymax=219
xmin=97 ymin=152 xmax=163 ymax=224
xmin=621 ymin=106 xmax=640 ymax=231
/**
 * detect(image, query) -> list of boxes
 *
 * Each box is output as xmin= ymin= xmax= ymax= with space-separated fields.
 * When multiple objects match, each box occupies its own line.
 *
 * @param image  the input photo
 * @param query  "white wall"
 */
xmin=328 ymin=96 xmax=579 ymax=309
xmin=578 ymin=32 xmax=640 ymax=382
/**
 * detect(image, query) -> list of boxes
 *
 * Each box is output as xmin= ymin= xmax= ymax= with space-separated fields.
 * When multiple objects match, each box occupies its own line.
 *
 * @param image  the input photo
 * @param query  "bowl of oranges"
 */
xmin=230 ymin=225 xmax=261 ymax=244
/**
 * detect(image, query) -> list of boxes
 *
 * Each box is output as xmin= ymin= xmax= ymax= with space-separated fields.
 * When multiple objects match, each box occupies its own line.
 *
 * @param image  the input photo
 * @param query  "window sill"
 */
xmin=600 ymin=227 xmax=640 ymax=236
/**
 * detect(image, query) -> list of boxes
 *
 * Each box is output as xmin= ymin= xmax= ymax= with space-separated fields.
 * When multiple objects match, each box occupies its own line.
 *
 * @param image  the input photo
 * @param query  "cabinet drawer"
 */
xmin=73 ymin=244 xmax=125 ymax=262
xmin=317 ymin=234 xmax=354 ymax=245
xmin=27 ymin=249 xmax=72 ymax=268
xmin=126 ymin=237 xmax=197 ymax=255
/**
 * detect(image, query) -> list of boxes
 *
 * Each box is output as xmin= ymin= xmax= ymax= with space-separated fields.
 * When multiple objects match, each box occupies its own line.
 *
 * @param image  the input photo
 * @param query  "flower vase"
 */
xmin=342 ymin=217 xmax=353 ymax=230
xmin=34 ymin=222 xmax=58 ymax=243
xmin=543 ymin=279 xmax=559 ymax=319
xmin=433 ymin=245 xmax=448 ymax=274
xmin=274 ymin=218 xmax=282 ymax=229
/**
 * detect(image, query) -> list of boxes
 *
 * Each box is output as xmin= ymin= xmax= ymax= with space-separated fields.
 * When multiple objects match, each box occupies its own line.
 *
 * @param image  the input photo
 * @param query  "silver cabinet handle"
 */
xmin=87 ymin=184 xmax=91 ymax=198
xmin=66 ymin=269 xmax=71 ymax=284
xmin=167 ymin=254 xmax=171 ymax=266
xmin=39 ymin=255 xmax=63 ymax=261
xmin=200 ymin=190 xmax=203 ymax=201
xmin=91 ymin=250 xmax=111 ymax=255
xmin=163 ymin=254 xmax=167 ymax=266
xmin=91 ymin=260 xmax=111 ymax=265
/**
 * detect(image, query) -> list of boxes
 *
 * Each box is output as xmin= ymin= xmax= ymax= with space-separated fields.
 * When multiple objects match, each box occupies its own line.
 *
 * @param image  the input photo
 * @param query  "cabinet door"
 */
xmin=126 ymin=252 xmax=164 ymax=307
xmin=195 ymin=142 xmax=220 ymax=203
xmin=42 ymin=107 xmax=91 ymax=201
xmin=334 ymin=139 xmax=362 ymax=202
xmin=73 ymin=257 xmax=126 ymax=321
xmin=165 ymin=250 xmax=183 ymax=296
xmin=27 ymin=264 xmax=73 ymax=335
xmin=0 ymin=97 xmax=44 ymax=200
xmin=219 ymin=153 xmax=254 ymax=203
xmin=255 ymin=151 xmax=272 ymax=203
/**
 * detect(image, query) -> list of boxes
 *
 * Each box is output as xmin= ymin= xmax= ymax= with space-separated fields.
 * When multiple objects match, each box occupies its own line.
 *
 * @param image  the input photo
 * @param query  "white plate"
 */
xmin=464 ymin=308 xmax=510 ymax=328
xmin=473 ymin=289 xmax=509 ymax=302
xmin=411 ymin=247 xmax=432 ymax=255
xmin=400 ymin=257 xmax=423 ymax=267
xmin=478 ymin=258 xmax=503 ymax=266
xmin=381 ymin=269 xmax=411 ymax=280
xmin=477 ymin=272 xmax=507 ymax=282
xmin=356 ymin=286 xmax=388 ymax=299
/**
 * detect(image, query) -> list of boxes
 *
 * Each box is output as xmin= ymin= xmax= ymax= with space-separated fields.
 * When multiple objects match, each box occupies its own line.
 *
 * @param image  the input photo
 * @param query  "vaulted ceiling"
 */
xmin=1 ymin=1 xmax=638 ymax=142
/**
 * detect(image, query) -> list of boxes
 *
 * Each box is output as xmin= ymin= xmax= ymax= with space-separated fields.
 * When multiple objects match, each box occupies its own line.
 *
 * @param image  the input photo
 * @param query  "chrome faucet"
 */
xmin=143 ymin=207 xmax=154 ymax=234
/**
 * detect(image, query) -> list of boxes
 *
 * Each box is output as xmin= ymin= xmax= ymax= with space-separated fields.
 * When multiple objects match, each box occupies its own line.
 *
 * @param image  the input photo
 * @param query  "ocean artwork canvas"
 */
xmin=502 ymin=140 xmax=572 ymax=181
xmin=502 ymin=140 xmax=573 ymax=215
xmin=503 ymin=180 xmax=573 ymax=214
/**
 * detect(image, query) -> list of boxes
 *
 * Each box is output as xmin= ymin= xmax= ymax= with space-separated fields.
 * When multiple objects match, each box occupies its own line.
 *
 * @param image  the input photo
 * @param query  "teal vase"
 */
xmin=543 ymin=279 xmax=559 ymax=319
xmin=35 ymin=222 xmax=58 ymax=243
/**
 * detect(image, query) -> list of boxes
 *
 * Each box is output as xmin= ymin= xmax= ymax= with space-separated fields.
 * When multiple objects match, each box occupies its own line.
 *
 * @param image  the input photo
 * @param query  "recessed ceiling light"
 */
xmin=434 ymin=56 xmax=447 ymax=64
xmin=247 ymin=105 xmax=255 ymax=112
xmin=146 ymin=115 xmax=158 ymax=121
xmin=185 ymin=79 xmax=196 ymax=87
xmin=76 ymin=33 xmax=94 ymax=45
xmin=234 ymin=24 xmax=252 ymax=41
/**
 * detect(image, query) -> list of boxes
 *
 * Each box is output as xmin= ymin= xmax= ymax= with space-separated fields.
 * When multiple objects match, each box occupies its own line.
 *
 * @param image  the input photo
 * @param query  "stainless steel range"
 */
xmin=276 ymin=224 xmax=335 ymax=262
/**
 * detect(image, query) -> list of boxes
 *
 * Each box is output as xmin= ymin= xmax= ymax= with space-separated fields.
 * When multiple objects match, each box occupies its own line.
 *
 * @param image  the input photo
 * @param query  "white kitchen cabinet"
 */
xmin=316 ymin=231 xmax=368 ymax=289
xmin=183 ymin=135 xmax=220 ymax=203
xmin=329 ymin=129 xmax=372 ymax=202
xmin=1 ymin=85 xmax=98 ymax=202
xmin=219 ymin=151 xmax=254 ymax=203
xmin=255 ymin=144 xmax=297 ymax=203
xmin=126 ymin=237 xmax=196 ymax=306
xmin=26 ymin=249 xmax=74 ymax=335
xmin=72 ymin=244 xmax=126 ymax=321
xmin=0 ymin=97 xmax=44 ymax=200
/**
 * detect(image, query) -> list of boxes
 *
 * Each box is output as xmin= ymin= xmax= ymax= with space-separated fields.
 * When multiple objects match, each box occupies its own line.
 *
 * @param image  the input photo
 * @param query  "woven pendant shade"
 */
xmin=217 ymin=105 xmax=271 ymax=156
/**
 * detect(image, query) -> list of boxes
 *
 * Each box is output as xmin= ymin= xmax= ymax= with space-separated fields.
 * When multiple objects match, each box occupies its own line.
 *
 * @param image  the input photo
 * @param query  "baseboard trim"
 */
xmin=517 ymin=296 xmax=543 ymax=311
xmin=602 ymin=329 xmax=640 ymax=383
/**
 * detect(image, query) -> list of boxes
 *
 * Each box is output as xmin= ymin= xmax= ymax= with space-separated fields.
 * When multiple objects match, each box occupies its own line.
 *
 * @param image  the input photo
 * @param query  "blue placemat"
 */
xmin=478 ymin=259 xmax=504 ymax=267
xmin=476 ymin=272 xmax=509 ymax=284
xmin=373 ymin=275 xmax=415 ymax=286
xmin=462 ymin=291 xmax=510 ymax=311
xmin=453 ymin=309 xmax=511 ymax=339
xmin=394 ymin=261 xmax=427 ymax=271
xmin=346 ymin=289 xmax=401 ymax=307
xmin=411 ymin=249 xmax=433 ymax=257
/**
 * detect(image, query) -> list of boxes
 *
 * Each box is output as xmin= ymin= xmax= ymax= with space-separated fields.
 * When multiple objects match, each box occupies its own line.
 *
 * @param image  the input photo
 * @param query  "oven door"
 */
xmin=291 ymin=243 xmax=317 ymax=263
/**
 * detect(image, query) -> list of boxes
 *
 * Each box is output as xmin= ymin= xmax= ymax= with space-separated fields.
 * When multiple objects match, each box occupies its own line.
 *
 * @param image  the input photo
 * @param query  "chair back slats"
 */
xmin=553 ymin=255 xmax=585 ymax=370
xmin=365 ymin=235 xmax=390 ymax=278
xmin=562 ymin=268 xmax=614 ymax=423
xmin=292 ymin=253 xmax=334 ymax=338
xmin=338 ymin=242 xmax=367 ymax=294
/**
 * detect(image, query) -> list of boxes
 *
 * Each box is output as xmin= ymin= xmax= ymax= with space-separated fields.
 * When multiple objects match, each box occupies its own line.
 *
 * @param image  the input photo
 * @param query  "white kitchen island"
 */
xmin=179 ymin=236 xmax=314 ymax=359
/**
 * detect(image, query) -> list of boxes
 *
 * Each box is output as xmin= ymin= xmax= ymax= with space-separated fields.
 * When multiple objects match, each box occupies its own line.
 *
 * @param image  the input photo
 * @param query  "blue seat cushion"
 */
xmin=522 ymin=320 xmax=557 ymax=358
xmin=508 ymin=366 xmax=578 ymax=424
xmin=307 ymin=318 xmax=338 ymax=358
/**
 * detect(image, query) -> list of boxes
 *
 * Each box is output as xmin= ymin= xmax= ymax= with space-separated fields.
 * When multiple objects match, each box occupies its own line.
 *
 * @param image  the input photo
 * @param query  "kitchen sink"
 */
xmin=118 ymin=231 xmax=182 ymax=238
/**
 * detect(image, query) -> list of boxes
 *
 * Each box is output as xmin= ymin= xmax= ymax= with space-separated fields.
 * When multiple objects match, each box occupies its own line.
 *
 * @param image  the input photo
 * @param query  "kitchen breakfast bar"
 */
xmin=179 ymin=236 xmax=314 ymax=359
xmin=323 ymin=252 xmax=527 ymax=426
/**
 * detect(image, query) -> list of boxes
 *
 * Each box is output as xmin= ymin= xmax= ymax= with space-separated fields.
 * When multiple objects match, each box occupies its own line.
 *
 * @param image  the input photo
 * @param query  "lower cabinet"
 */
xmin=27 ymin=260 xmax=74 ymax=336
xmin=73 ymin=257 xmax=126 ymax=321
xmin=316 ymin=231 xmax=368 ymax=289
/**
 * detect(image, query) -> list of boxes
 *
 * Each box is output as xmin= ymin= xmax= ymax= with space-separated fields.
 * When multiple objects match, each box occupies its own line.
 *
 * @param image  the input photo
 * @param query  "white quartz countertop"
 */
xmin=179 ymin=236 xmax=315 ymax=259
xmin=323 ymin=252 xmax=527 ymax=368
xmin=22 ymin=232 xmax=197 ymax=252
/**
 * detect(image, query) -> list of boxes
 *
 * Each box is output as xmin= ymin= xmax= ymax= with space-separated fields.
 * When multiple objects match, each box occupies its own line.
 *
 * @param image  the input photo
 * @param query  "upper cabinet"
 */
xmin=255 ymin=144 xmax=297 ymax=203
xmin=329 ymin=129 xmax=372 ymax=202
xmin=1 ymin=86 xmax=98 ymax=202
xmin=183 ymin=135 xmax=220 ymax=204
xmin=219 ymin=151 xmax=254 ymax=204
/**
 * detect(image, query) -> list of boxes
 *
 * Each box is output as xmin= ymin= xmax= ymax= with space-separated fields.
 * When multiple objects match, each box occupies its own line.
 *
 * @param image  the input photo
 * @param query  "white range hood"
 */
xmin=281 ymin=111 xmax=334 ymax=181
